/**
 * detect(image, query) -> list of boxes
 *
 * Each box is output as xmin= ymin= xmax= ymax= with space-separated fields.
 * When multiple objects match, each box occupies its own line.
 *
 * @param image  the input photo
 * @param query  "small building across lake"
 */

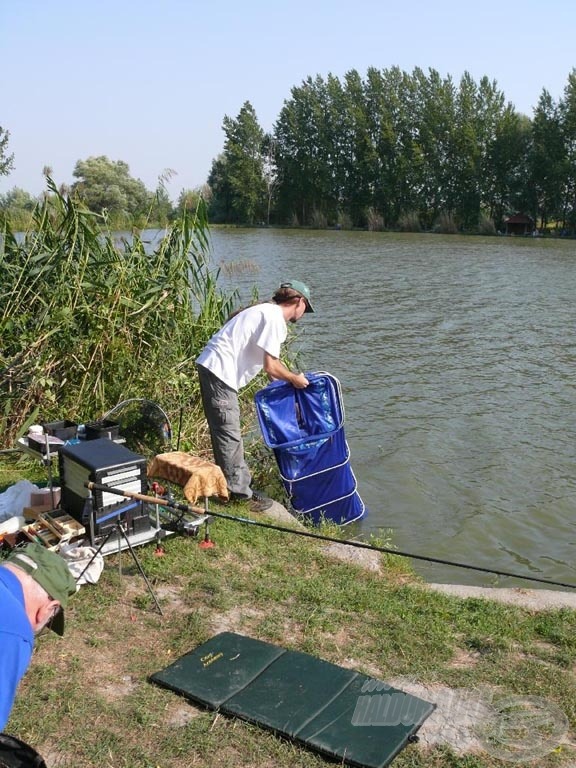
xmin=504 ymin=213 xmax=535 ymax=235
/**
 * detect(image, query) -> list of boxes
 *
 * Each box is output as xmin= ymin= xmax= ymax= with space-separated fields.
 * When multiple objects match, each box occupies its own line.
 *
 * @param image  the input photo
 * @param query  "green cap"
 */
xmin=280 ymin=280 xmax=315 ymax=313
xmin=6 ymin=543 xmax=77 ymax=635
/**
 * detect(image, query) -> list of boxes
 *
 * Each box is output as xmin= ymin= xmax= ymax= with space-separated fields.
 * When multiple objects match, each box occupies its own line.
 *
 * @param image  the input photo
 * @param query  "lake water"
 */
xmin=202 ymin=228 xmax=576 ymax=589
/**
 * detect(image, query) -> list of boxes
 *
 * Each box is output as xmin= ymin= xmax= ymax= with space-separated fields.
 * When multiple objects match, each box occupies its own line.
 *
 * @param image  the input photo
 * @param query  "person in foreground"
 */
xmin=197 ymin=279 xmax=315 ymax=513
xmin=0 ymin=542 xmax=77 ymax=731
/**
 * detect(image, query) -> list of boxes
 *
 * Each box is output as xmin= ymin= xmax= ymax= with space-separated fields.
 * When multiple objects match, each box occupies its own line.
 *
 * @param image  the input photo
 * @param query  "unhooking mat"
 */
xmin=254 ymin=371 xmax=367 ymax=525
xmin=150 ymin=631 xmax=435 ymax=768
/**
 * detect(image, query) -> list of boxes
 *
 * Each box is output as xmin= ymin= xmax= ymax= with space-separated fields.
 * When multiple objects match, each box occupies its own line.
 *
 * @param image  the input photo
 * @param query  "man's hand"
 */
xmin=292 ymin=372 xmax=309 ymax=388
xmin=264 ymin=353 xmax=309 ymax=388
xmin=264 ymin=352 xmax=310 ymax=389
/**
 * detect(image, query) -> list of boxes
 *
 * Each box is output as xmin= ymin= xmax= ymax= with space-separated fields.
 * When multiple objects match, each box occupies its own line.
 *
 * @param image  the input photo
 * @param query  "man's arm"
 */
xmin=263 ymin=353 xmax=309 ymax=388
xmin=0 ymin=636 xmax=33 ymax=730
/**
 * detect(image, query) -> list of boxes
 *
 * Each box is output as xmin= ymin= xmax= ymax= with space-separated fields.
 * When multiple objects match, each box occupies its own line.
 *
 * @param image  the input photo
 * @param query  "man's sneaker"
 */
xmin=249 ymin=491 xmax=273 ymax=513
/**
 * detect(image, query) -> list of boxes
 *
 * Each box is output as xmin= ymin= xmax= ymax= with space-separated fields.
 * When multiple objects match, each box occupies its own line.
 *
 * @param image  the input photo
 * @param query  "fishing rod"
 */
xmin=85 ymin=482 xmax=576 ymax=591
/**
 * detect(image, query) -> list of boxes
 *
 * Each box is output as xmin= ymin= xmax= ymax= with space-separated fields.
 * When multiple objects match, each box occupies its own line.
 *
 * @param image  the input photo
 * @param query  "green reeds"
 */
xmin=0 ymin=179 xmax=236 ymax=448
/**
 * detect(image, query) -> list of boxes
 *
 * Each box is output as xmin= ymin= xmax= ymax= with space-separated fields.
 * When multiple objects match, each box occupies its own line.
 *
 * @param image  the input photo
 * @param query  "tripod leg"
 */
xmin=73 ymin=526 xmax=116 ymax=586
xmin=117 ymin=522 xmax=164 ymax=616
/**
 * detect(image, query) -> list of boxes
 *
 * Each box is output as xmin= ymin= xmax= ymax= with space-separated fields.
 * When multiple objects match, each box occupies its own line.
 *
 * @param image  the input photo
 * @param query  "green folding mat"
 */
xmin=150 ymin=631 xmax=435 ymax=768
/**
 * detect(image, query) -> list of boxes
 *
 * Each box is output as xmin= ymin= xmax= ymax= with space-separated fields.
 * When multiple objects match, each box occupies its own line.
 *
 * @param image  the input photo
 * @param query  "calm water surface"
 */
xmin=200 ymin=229 xmax=576 ymax=589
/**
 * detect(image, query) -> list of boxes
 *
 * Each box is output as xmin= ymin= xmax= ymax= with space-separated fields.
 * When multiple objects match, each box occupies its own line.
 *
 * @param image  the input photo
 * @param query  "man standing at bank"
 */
xmin=197 ymin=280 xmax=314 ymax=513
xmin=0 ymin=543 xmax=77 ymax=731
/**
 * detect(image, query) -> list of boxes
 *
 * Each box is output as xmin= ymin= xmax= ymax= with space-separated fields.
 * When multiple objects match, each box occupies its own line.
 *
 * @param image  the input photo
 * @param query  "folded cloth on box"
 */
xmin=147 ymin=452 xmax=228 ymax=504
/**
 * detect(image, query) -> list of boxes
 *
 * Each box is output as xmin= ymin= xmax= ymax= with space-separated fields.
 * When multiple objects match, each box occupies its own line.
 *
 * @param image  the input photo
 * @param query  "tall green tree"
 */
xmin=319 ymin=73 xmax=347 ymax=225
xmin=450 ymin=73 xmax=512 ymax=229
xmin=409 ymin=68 xmax=459 ymax=228
xmin=0 ymin=126 xmax=14 ymax=177
xmin=366 ymin=67 xmax=419 ymax=227
xmin=209 ymin=102 xmax=266 ymax=225
xmin=451 ymin=73 xmax=484 ymax=228
xmin=559 ymin=69 xmax=576 ymax=229
xmin=70 ymin=156 xmax=152 ymax=225
xmin=485 ymin=108 xmax=532 ymax=227
xmin=207 ymin=154 xmax=234 ymax=223
xmin=339 ymin=68 xmax=376 ymax=226
xmin=530 ymin=90 xmax=566 ymax=228
xmin=274 ymin=76 xmax=335 ymax=225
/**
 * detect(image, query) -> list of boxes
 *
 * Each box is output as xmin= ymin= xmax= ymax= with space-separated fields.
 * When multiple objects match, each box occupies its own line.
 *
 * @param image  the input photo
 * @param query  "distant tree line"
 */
xmin=208 ymin=67 xmax=576 ymax=233
xmin=0 ymin=150 xmax=209 ymax=231
xmin=2 ymin=66 xmax=576 ymax=233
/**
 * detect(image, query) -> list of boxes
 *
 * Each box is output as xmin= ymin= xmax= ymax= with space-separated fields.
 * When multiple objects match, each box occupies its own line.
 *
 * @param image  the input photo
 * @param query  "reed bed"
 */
xmin=0 ymin=180 xmax=236 ymax=450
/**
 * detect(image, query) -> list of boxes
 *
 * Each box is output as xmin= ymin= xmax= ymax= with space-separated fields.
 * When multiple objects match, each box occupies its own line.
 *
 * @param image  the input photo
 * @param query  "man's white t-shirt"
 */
xmin=197 ymin=303 xmax=287 ymax=391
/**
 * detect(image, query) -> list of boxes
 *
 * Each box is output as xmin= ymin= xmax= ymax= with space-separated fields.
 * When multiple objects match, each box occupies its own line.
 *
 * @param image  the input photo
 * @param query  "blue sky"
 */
xmin=1 ymin=0 xmax=575 ymax=203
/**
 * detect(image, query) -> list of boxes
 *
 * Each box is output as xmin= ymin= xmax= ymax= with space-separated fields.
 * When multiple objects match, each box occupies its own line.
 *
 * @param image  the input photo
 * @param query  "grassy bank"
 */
xmin=2 ymin=457 xmax=575 ymax=767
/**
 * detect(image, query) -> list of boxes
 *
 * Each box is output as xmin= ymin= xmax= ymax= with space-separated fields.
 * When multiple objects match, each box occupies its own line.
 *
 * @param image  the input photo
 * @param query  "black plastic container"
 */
xmin=42 ymin=419 xmax=78 ymax=440
xmin=84 ymin=419 xmax=120 ymax=440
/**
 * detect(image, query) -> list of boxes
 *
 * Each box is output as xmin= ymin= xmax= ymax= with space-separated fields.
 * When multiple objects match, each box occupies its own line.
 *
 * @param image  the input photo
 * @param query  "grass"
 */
xmin=2 ymin=455 xmax=576 ymax=767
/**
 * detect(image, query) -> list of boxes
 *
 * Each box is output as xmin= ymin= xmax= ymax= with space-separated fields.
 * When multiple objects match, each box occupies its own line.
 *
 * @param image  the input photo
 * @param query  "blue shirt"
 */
xmin=0 ymin=567 xmax=34 ymax=730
